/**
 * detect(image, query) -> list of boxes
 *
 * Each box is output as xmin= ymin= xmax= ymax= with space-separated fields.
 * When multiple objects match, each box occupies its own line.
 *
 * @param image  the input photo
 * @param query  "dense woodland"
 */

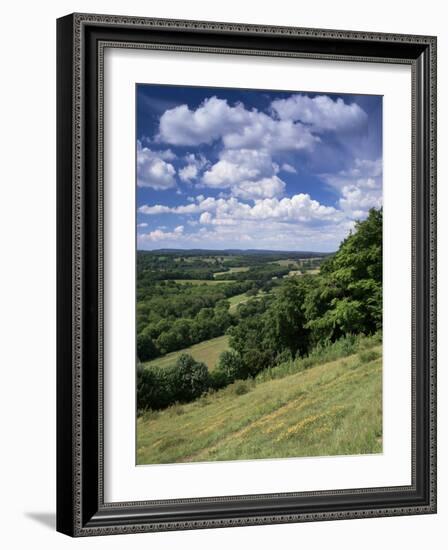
xmin=137 ymin=208 xmax=382 ymax=412
xmin=136 ymin=251 xmax=326 ymax=361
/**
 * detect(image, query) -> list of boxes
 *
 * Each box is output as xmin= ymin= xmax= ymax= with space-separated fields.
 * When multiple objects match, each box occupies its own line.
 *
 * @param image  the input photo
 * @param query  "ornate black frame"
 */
xmin=56 ymin=13 xmax=437 ymax=537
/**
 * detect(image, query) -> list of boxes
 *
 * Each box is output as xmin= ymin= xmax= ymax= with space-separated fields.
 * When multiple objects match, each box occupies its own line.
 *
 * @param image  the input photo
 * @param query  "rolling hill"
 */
xmin=137 ymin=339 xmax=382 ymax=464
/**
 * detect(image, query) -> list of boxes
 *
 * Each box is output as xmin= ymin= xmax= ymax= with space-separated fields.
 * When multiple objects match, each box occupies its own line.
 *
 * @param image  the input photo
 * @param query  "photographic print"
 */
xmin=135 ymin=84 xmax=383 ymax=465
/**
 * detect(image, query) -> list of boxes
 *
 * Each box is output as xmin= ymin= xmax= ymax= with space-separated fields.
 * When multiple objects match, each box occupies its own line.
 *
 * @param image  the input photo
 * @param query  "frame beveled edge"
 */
xmin=76 ymin=11 xmax=437 ymax=45
xmin=56 ymin=12 xmax=437 ymax=537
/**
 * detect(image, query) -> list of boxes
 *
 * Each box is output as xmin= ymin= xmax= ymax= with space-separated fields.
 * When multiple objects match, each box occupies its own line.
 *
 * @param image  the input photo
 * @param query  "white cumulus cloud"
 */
xmin=321 ymin=157 xmax=382 ymax=219
xmin=199 ymin=212 xmax=213 ymax=225
xmin=139 ymin=194 xmax=340 ymax=225
xmin=222 ymin=117 xmax=317 ymax=152
xmin=138 ymin=225 xmax=184 ymax=243
xmin=157 ymin=96 xmax=317 ymax=153
xmin=232 ymin=177 xmax=286 ymax=200
xmin=137 ymin=141 xmax=177 ymax=190
xmin=201 ymin=149 xmax=286 ymax=199
xmin=157 ymin=96 xmax=243 ymax=146
xmin=271 ymin=94 xmax=367 ymax=133
xmin=179 ymin=153 xmax=208 ymax=182
xmin=338 ymin=186 xmax=382 ymax=219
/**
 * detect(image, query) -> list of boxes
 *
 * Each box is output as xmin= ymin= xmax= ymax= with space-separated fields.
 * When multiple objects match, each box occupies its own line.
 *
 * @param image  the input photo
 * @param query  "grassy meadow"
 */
xmin=143 ymin=335 xmax=229 ymax=371
xmin=137 ymin=339 xmax=382 ymax=464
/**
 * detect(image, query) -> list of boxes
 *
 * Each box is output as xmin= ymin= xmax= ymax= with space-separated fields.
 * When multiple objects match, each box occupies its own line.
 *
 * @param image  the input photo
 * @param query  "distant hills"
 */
xmin=138 ymin=248 xmax=334 ymax=258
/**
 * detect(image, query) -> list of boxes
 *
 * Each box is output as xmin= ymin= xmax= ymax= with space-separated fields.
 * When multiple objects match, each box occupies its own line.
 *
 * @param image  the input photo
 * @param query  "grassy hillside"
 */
xmin=227 ymin=292 xmax=252 ymax=312
xmin=137 ymin=341 xmax=382 ymax=464
xmin=143 ymin=335 xmax=229 ymax=370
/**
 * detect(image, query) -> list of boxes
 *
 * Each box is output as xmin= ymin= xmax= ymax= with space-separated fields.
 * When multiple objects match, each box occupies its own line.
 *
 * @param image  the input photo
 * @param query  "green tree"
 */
xmin=215 ymin=350 xmax=247 ymax=383
xmin=175 ymin=354 xmax=210 ymax=401
xmin=306 ymin=208 xmax=382 ymax=343
xmin=265 ymin=278 xmax=310 ymax=357
xmin=137 ymin=330 xmax=159 ymax=362
xmin=228 ymin=208 xmax=382 ymax=362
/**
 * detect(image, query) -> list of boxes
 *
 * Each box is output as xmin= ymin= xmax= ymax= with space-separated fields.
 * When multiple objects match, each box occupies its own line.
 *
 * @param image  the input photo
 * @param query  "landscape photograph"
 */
xmin=135 ymin=83 xmax=383 ymax=465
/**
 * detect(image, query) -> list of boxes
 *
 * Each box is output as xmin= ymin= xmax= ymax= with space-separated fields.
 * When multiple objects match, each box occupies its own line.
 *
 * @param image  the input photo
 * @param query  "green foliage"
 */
xmin=245 ymin=287 xmax=259 ymax=297
xmin=175 ymin=354 xmax=210 ymax=401
xmin=266 ymin=279 xmax=310 ymax=357
xmin=137 ymin=354 xmax=209 ymax=411
xmin=234 ymin=295 xmax=272 ymax=319
xmin=208 ymin=369 xmax=229 ymax=390
xmin=136 ymin=364 xmax=177 ymax=411
xmin=136 ymin=280 xmax=238 ymax=359
xmin=309 ymin=208 xmax=383 ymax=342
xmin=227 ymin=315 xmax=276 ymax=375
xmin=227 ymin=208 xmax=382 ymax=368
xmin=137 ymin=330 xmax=158 ymax=362
xmin=215 ymin=350 xmax=247 ymax=384
xmin=255 ymin=333 xmax=376 ymax=383
xmin=305 ymin=298 xmax=365 ymax=343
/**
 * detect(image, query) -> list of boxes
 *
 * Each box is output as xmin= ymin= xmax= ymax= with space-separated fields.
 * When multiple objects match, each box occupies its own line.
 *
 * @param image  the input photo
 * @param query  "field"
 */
xmin=143 ymin=335 xmax=229 ymax=370
xmin=270 ymin=259 xmax=301 ymax=268
xmin=145 ymin=336 xmax=229 ymax=369
xmin=213 ymin=267 xmax=250 ymax=278
xmin=137 ymin=342 xmax=382 ymax=464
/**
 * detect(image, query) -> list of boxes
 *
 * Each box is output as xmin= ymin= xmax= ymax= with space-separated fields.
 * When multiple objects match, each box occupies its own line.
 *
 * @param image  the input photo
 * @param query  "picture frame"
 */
xmin=56 ymin=12 xmax=437 ymax=537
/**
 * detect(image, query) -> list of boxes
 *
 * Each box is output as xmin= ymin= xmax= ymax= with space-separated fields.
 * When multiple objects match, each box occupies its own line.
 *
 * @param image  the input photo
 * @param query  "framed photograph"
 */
xmin=56 ymin=13 xmax=437 ymax=536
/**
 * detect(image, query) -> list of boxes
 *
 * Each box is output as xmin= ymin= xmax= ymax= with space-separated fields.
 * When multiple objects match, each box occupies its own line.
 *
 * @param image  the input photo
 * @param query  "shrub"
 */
xmin=233 ymin=380 xmax=251 ymax=396
xmin=303 ymin=333 xmax=360 ymax=367
xmin=136 ymin=364 xmax=177 ymax=411
xmin=208 ymin=369 xmax=229 ymax=390
xmin=242 ymin=349 xmax=275 ymax=376
xmin=215 ymin=350 xmax=247 ymax=384
xmin=137 ymin=354 xmax=209 ymax=411
xmin=255 ymin=332 xmax=380 ymax=383
xmin=245 ymin=287 xmax=259 ymax=297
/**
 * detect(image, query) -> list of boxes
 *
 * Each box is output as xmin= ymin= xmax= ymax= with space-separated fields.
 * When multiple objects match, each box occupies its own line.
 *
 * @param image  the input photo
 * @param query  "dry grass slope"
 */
xmin=137 ymin=344 xmax=382 ymax=464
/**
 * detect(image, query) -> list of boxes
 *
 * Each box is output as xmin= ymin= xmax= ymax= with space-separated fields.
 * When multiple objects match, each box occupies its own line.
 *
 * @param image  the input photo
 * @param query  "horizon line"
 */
xmin=137 ymin=247 xmax=335 ymax=254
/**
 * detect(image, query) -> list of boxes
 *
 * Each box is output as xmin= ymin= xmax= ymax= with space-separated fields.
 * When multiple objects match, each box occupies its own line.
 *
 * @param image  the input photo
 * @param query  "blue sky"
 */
xmin=136 ymin=84 xmax=382 ymax=252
